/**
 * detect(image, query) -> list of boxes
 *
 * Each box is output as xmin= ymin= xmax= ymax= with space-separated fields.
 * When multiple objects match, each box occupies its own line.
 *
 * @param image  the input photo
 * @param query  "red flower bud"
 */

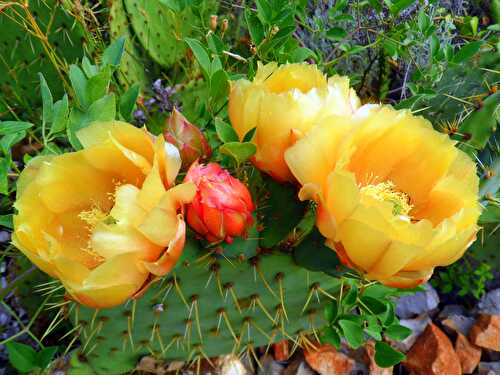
xmin=164 ymin=108 xmax=211 ymax=169
xmin=185 ymin=161 xmax=255 ymax=243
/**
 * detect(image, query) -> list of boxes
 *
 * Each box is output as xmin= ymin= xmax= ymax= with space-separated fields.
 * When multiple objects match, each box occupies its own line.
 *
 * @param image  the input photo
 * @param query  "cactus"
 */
xmin=108 ymin=0 xmax=147 ymax=89
xmin=69 ymin=246 xmax=340 ymax=374
xmin=108 ymin=0 xmax=217 ymax=70
xmin=0 ymin=1 xmax=85 ymax=115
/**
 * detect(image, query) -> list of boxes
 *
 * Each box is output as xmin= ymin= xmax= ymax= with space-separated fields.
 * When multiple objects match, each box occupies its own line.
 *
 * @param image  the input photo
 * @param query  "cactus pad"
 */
xmin=72 ymin=251 xmax=340 ymax=374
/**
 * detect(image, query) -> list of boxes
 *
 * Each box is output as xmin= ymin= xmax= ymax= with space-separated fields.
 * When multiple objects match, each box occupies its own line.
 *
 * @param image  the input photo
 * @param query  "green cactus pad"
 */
xmin=122 ymin=0 xmax=216 ymax=68
xmin=71 ymin=252 xmax=340 ymax=374
xmin=109 ymin=0 xmax=147 ymax=89
xmin=0 ymin=1 xmax=85 ymax=112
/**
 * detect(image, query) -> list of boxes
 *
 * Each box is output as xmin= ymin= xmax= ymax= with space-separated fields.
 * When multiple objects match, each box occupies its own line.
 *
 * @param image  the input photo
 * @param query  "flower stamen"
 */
xmin=360 ymin=181 xmax=413 ymax=217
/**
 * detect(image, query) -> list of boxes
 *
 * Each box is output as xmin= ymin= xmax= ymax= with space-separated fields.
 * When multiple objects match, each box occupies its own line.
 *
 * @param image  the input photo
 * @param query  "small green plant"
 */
xmin=5 ymin=341 xmax=57 ymax=374
xmin=320 ymin=279 xmax=415 ymax=367
xmin=432 ymin=258 xmax=494 ymax=299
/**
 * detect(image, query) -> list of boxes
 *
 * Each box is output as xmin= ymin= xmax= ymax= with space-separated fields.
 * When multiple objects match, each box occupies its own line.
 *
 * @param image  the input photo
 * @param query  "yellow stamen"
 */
xmin=360 ymin=181 xmax=413 ymax=217
xmin=79 ymin=206 xmax=108 ymax=228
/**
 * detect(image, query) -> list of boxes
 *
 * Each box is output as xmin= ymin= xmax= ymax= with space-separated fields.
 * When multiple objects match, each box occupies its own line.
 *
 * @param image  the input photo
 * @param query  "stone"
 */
xmin=403 ymin=323 xmax=461 ymax=375
xmin=455 ymin=333 xmax=481 ymax=374
xmin=438 ymin=304 xmax=467 ymax=319
xmin=395 ymin=283 xmax=439 ymax=319
xmin=478 ymin=289 xmax=500 ymax=315
xmin=365 ymin=341 xmax=393 ymax=375
xmin=442 ymin=314 xmax=476 ymax=336
xmin=478 ymin=362 xmax=500 ymax=375
xmin=304 ymin=344 xmax=355 ymax=375
xmin=393 ymin=314 xmax=431 ymax=352
xmin=273 ymin=340 xmax=290 ymax=361
xmin=220 ymin=355 xmax=252 ymax=375
xmin=283 ymin=359 xmax=315 ymax=375
xmin=469 ymin=314 xmax=500 ymax=351
xmin=258 ymin=355 xmax=285 ymax=375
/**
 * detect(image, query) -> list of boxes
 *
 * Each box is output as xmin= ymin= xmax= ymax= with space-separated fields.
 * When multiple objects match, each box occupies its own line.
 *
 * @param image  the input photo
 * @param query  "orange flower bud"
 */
xmin=185 ymin=162 xmax=254 ymax=244
xmin=210 ymin=15 xmax=218 ymax=31
xmin=164 ymin=108 xmax=211 ymax=169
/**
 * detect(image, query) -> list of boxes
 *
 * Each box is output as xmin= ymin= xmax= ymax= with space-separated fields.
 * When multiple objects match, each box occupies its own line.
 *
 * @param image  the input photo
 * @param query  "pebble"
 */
xmin=395 ymin=283 xmax=439 ymax=319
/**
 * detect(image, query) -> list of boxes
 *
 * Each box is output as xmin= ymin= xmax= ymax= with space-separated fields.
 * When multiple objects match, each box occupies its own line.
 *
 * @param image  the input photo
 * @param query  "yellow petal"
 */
xmin=367 ymin=240 xmax=421 ymax=280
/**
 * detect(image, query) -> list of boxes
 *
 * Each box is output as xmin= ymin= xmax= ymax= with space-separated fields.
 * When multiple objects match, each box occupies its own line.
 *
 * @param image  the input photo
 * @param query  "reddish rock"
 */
xmin=304 ymin=344 xmax=355 ymax=375
xmin=403 ymin=323 xmax=461 ymax=375
xmin=456 ymin=333 xmax=481 ymax=374
xmin=469 ymin=314 xmax=500 ymax=351
xmin=365 ymin=341 xmax=393 ymax=375
xmin=273 ymin=340 xmax=290 ymax=361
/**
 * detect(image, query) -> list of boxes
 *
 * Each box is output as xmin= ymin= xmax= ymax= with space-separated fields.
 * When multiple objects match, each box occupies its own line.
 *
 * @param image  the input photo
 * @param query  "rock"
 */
xmin=283 ymin=359 xmax=315 ymax=375
xmin=273 ymin=340 xmax=290 ymax=361
xmin=469 ymin=314 xmax=500 ymax=351
xmin=304 ymin=344 xmax=355 ymax=375
xmin=438 ymin=304 xmax=467 ymax=319
xmin=258 ymin=355 xmax=285 ymax=375
xmin=442 ymin=314 xmax=476 ymax=336
xmin=478 ymin=362 xmax=500 ymax=375
xmin=365 ymin=341 xmax=393 ymax=375
xmin=478 ymin=289 xmax=500 ymax=315
xmin=393 ymin=314 xmax=431 ymax=352
xmin=0 ymin=232 xmax=10 ymax=243
xmin=395 ymin=283 xmax=439 ymax=319
xmin=136 ymin=356 xmax=169 ymax=374
xmin=455 ymin=333 xmax=481 ymax=374
xmin=403 ymin=323 xmax=461 ymax=375
xmin=220 ymin=355 xmax=252 ymax=375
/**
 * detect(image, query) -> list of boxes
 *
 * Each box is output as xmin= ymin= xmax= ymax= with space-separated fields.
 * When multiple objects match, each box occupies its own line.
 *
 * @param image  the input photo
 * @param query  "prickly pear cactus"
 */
xmin=109 ymin=0 xmax=217 ymax=69
xmin=70 ymin=250 xmax=339 ymax=374
xmin=108 ymin=0 xmax=147 ymax=89
xmin=0 ymin=1 xmax=85 ymax=112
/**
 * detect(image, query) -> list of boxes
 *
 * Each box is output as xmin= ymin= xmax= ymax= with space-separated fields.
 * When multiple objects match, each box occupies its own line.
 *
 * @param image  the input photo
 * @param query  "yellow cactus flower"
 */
xmin=285 ymin=105 xmax=480 ymax=287
xmin=13 ymin=121 xmax=196 ymax=308
xmin=229 ymin=62 xmax=360 ymax=182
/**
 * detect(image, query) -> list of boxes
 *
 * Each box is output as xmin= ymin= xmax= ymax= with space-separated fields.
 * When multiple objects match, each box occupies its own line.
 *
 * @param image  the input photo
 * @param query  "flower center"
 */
xmin=79 ymin=206 xmax=108 ymax=228
xmin=360 ymin=181 xmax=413 ymax=217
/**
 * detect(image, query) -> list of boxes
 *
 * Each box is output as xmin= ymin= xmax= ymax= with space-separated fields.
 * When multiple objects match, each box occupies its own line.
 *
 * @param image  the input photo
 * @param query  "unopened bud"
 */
xmin=271 ymin=25 xmax=279 ymax=35
xmin=210 ymin=15 xmax=218 ymax=31
xmin=221 ymin=18 xmax=229 ymax=33
xmin=249 ymin=43 xmax=257 ymax=55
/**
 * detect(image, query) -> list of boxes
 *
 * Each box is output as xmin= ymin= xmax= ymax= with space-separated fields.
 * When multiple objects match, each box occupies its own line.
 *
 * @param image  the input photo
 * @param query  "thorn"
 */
xmin=224 ymin=283 xmax=241 ymax=313
xmin=174 ymin=276 xmax=189 ymax=309
xmin=252 ymin=295 xmax=274 ymax=323
xmin=184 ymin=319 xmax=192 ymax=350
xmin=252 ymin=260 xmax=277 ymax=299
xmin=301 ymin=283 xmax=319 ymax=314
xmin=275 ymin=273 xmax=288 ymax=321
xmin=162 ymin=334 xmax=182 ymax=356
xmin=190 ymin=296 xmax=203 ymax=343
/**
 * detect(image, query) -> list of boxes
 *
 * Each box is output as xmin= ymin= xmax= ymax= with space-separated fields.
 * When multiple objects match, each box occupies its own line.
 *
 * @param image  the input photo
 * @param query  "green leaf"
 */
xmin=342 ymin=284 xmax=358 ymax=308
xmin=459 ymin=92 xmax=499 ymax=150
xmin=255 ymin=0 xmax=272 ymax=24
xmin=0 ymin=121 xmax=33 ymax=135
xmin=0 ymin=214 xmax=13 ymax=228
xmin=69 ymin=65 xmax=88 ymax=108
xmin=385 ymin=324 xmax=412 ymax=341
xmin=36 ymin=346 xmax=58 ymax=370
xmin=289 ymin=47 xmax=315 ymax=62
xmin=293 ymin=229 xmax=342 ymax=276
xmin=386 ymin=0 xmax=416 ymax=15
xmin=324 ymin=300 xmax=338 ymax=322
xmin=360 ymin=296 xmax=388 ymax=315
xmin=67 ymin=94 xmax=116 ymax=150
xmin=185 ymin=38 xmax=211 ymax=79
xmin=210 ymin=69 xmax=229 ymax=101
xmin=379 ymin=302 xmax=396 ymax=326
xmin=207 ymin=33 xmax=225 ymax=55
xmin=365 ymin=315 xmax=383 ymax=340
xmin=50 ymin=94 xmax=69 ymax=135
xmin=321 ymin=326 xmax=341 ymax=348
xmin=219 ymin=142 xmax=256 ymax=165
xmin=86 ymin=66 xmax=112 ymax=103
xmin=5 ymin=341 xmax=37 ymax=373
xmin=119 ymin=84 xmax=140 ymax=122
xmin=452 ymin=41 xmax=482 ymax=63
xmin=215 ymin=118 xmax=239 ymax=143
xmin=367 ymin=0 xmax=383 ymax=11
xmin=338 ymin=319 xmax=364 ymax=348
xmin=326 ymin=27 xmax=347 ymax=41
xmin=1 ymin=131 xmax=25 ymax=155
xmin=102 ymin=36 xmax=126 ymax=67
xmin=39 ymin=73 xmax=53 ymax=125
xmin=0 ymin=156 xmax=10 ymax=195
xmin=374 ymin=342 xmax=405 ymax=368
xmin=242 ymin=127 xmax=256 ymax=143
xmin=81 ymin=56 xmax=98 ymax=78
xmin=245 ymin=8 xmax=265 ymax=45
